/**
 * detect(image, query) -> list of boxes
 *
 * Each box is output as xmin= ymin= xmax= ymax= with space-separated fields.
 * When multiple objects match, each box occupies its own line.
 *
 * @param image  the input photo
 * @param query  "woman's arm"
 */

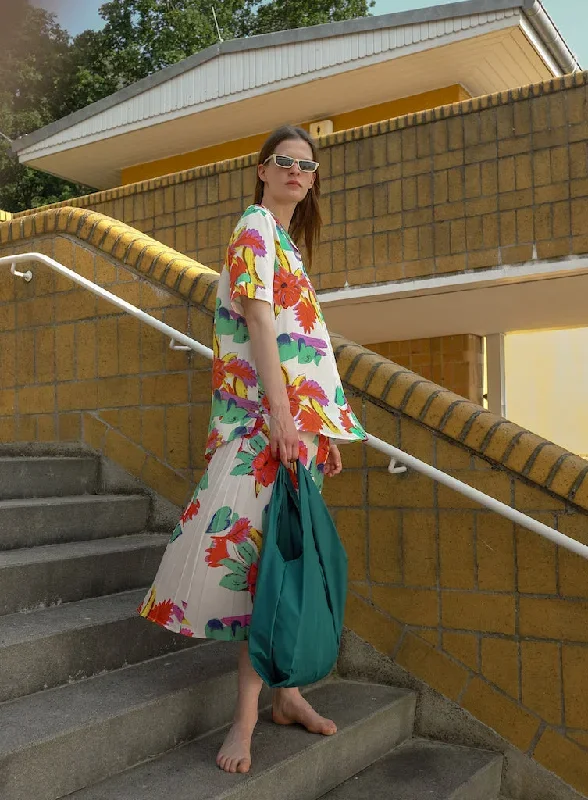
xmin=241 ymin=297 xmax=299 ymax=466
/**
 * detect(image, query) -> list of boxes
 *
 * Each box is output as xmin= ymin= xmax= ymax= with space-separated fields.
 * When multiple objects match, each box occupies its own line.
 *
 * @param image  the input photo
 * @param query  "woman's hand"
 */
xmin=324 ymin=444 xmax=342 ymax=477
xmin=270 ymin=406 xmax=300 ymax=467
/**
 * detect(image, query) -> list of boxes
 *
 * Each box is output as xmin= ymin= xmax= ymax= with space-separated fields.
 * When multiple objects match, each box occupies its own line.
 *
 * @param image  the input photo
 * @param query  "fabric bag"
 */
xmin=248 ymin=461 xmax=348 ymax=688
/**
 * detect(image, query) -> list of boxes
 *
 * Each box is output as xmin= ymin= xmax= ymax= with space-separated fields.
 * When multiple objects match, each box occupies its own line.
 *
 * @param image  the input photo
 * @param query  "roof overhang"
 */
xmin=12 ymin=0 xmax=579 ymax=189
xmin=318 ymin=257 xmax=588 ymax=343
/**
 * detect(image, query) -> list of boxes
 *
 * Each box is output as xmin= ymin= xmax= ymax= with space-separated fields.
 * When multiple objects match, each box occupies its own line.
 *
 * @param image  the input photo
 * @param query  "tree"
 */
xmin=0 ymin=1 xmax=92 ymax=212
xmin=1 ymin=0 xmax=375 ymax=212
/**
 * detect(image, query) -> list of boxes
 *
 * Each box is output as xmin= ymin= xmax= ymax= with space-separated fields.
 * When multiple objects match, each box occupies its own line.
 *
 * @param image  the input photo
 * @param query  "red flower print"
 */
xmin=229 ymin=518 xmax=252 ymax=543
xmin=295 ymin=297 xmax=317 ymax=333
xmin=212 ymin=357 xmax=226 ymax=389
xmin=298 ymin=406 xmax=323 ymax=432
xmin=252 ymin=445 xmax=280 ymax=487
xmin=247 ymin=561 xmax=258 ymax=598
xmin=225 ymin=358 xmax=257 ymax=387
xmin=146 ymin=598 xmax=174 ymax=626
xmin=206 ymin=536 xmax=230 ymax=567
xmin=317 ymin=436 xmax=330 ymax=468
xmin=230 ymin=227 xmax=267 ymax=257
xmin=206 ymin=517 xmax=252 ymax=567
xmin=298 ymin=440 xmax=309 ymax=466
xmin=181 ymin=499 xmax=200 ymax=524
xmin=274 ymin=267 xmax=301 ymax=308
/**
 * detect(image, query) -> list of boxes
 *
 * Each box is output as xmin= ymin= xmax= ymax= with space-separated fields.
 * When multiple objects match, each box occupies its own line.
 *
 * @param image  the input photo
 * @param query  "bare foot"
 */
xmin=216 ymin=718 xmax=256 ymax=773
xmin=272 ymin=689 xmax=337 ymax=735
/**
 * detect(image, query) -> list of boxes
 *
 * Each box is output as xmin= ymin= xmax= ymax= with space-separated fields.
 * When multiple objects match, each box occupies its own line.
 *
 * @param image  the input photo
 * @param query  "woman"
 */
xmin=137 ymin=125 xmax=367 ymax=774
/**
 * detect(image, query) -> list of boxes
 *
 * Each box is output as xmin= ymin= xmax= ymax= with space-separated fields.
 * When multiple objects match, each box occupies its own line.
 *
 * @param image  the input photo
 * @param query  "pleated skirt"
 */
xmin=136 ymin=430 xmax=329 ymax=642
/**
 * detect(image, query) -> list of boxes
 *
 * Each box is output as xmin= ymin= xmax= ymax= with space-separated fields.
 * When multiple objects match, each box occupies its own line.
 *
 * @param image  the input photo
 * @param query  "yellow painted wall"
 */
xmin=122 ymin=84 xmax=469 ymax=184
xmin=505 ymin=328 xmax=588 ymax=458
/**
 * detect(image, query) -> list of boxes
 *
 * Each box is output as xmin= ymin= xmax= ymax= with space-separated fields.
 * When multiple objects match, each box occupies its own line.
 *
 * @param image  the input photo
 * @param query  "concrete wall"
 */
xmin=3 ymin=207 xmax=588 ymax=794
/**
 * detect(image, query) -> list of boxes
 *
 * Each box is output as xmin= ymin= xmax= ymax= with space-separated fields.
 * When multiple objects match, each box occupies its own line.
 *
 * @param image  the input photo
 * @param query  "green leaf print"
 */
xmin=169 ymin=523 xmax=183 ymax=543
xmin=219 ymin=573 xmax=248 ymax=591
xmin=219 ymin=558 xmax=247 ymax=576
xmin=201 ymin=472 xmax=209 ymax=491
xmin=335 ymin=386 xmax=345 ymax=406
xmin=207 ymin=506 xmax=233 ymax=534
xmin=237 ymin=542 xmax=258 ymax=566
xmin=231 ymin=451 xmax=255 ymax=477
xmin=248 ymin=435 xmax=266 ymax=455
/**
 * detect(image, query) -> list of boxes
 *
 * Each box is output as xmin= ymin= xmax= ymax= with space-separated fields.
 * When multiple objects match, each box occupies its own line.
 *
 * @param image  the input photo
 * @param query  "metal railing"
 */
xmin=4 ymin=251 xmax=588 ymax=561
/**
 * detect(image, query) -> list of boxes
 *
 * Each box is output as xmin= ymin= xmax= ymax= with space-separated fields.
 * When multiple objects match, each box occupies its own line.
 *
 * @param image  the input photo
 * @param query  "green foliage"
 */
xmin=0 ymin=0 xmax=374 ymax=212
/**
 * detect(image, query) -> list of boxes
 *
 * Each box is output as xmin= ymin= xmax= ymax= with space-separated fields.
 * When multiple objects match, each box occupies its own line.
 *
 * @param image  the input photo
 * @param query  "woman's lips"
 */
xmin=286 ymin=180 xmax=302 ymax=187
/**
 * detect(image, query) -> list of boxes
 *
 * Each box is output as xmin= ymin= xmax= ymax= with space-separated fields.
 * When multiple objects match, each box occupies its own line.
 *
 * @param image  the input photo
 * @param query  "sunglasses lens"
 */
xmin=299 ymin=160 xmax=318 ymax=172
xmin=274 ymin=155 xmax=295 ymax=168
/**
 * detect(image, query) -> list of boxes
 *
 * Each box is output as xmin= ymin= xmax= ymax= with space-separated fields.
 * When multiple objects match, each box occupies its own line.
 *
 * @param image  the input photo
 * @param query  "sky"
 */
xmin=33 ymin=0 xmax=588 ymax=67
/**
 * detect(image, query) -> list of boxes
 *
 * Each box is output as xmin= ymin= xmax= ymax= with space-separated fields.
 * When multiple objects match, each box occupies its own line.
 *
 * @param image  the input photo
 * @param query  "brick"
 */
xmin=104 ymin=428 xmax=145 ymax=477
xmin=481 ymin=637 xmax=519 ymax=698
xmin=142 ymin=407 xmax=165 ymax=459
xmin=58 ymin=381 xmax=99 ymax=411
xmin=534 ymin=729 xmax=588 ymax=796
xmin=439 ymin=512 xmax=475 ymax=589
xmin=344 ymin=592 xmax=403 ymax=655
xmin=461 ymin=678 xmax=539 ymax=751
xmin=323 ymin=468 xmax=364 ymax=507
xmin=559 ymin=546 xmax=588 ymax=598
xmin=520 ymin=596 xmax=588 ymax=642
xmin=437 ymin=470 xmax=511 ymax=509
xmin=516 ymin=524 xmax=557 ymax=594
xmin=0 ymin=417 xmax=15 ymax=443
xmin=56 ymin=290 xmax=96 ymax=322
xmin=143 ymin=456 xmax=190 ymax=507
xmin=97 ymin=318 xmax=119 ymax=377
xmin=17 ymin=415 xmax=36 ymax=441
xmin=142 ymin=373 xmax=189 ymax=405
xmin=369 ymin=469 xmax=434 ymax=508
xmin=397 ymin=633 xmax=469 ymax=700
xmin=58 ymin=413 xmax=81 ymax=441
xmin=75 ymin=321 xmax=97 ymax=380
xmin=335 ymin=509 xmax=367 ymax=581
xmin=0 ymin=389 xmax=15 ymax=416
xmin=402 ymin=511 xmax=437 ymax=587
xmin=18 ymin=385 xmax=55 ymax=415
xmin=442 ymin=631 xmax=479 ymax=671
xmin=83 ymin=413 xmax=107 ymax=449
xmin=372 ymin=585 xmax=438 ymax=626
xmin=476 ymin=514 xmax=516 ymax=591
xmin=520 ymin=640 xmax=562 ymax=725
xmin=442 ymin=592 xmax=515 ymax=634
xmin=97 ymin=376 xmax=140 ymax=408
xmin=36 ymin=415 xmax=55 ymax=442
xmin=117 ymin=408 xmax=142 ymax=443
xmin=435 ymin=438 xmax=472 ymax=470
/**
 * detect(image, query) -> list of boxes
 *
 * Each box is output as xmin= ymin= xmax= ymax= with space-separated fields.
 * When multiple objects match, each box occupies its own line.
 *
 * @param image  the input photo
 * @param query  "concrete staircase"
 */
xmin=0 ymin=452 xmax=504 ymax=800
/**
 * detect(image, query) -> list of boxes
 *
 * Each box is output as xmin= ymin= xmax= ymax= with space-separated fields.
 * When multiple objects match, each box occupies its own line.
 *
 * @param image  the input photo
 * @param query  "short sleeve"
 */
xmin=227 ymin=209 xmax=276 ymax=315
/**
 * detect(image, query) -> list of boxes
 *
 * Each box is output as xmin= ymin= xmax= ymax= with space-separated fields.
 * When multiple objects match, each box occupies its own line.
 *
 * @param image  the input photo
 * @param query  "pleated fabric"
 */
xmin=136 ymin=430 xmax=329 ymax=642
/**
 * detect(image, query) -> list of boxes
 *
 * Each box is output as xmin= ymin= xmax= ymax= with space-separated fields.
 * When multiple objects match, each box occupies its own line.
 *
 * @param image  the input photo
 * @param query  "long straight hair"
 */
xmin=254 ymin=125 xmax=322 ymax=268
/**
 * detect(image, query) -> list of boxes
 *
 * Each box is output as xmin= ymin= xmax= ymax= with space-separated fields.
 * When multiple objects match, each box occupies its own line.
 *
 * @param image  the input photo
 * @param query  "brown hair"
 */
xmin=254 ymin=125 xmax=322 ymax=267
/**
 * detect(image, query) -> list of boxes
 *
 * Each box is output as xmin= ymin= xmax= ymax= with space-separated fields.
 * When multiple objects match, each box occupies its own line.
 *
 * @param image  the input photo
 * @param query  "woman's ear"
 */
xmin=257 ymin=163 xmax=266 ymax=183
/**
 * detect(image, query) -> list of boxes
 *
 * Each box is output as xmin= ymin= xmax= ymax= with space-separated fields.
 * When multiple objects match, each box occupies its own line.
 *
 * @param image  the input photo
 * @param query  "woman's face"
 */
xmin=258 ymin=137 xmax=317 ymax=206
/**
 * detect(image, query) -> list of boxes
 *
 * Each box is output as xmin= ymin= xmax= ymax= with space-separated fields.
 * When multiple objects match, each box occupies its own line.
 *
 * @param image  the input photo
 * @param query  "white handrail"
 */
xmin=4 ymin=251 xmax=588 ymax=561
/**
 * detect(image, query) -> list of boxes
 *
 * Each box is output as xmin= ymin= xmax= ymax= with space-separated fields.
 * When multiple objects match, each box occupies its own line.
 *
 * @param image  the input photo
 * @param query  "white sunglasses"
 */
xmin=263 ymin=153 xmax=320 ymax=173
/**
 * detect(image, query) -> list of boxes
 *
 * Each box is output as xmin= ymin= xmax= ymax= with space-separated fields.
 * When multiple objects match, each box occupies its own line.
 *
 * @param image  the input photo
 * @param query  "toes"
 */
xmin=238 ymin=759 xmax=251 ymax=774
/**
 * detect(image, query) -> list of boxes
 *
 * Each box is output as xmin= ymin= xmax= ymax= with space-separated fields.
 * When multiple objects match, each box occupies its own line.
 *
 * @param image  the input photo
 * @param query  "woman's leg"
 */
xmin=216 ymin=642 xmax=263 ymax=773
xmin=272 ymin=687 xmax=337 ymax=735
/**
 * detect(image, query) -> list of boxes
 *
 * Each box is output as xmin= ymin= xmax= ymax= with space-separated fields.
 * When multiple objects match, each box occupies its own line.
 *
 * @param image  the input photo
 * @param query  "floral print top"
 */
xmin=205 ymin=204 xmax=367 ymax=461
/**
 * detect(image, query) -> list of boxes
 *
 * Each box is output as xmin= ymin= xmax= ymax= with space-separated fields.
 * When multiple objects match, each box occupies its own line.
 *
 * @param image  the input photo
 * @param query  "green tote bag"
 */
xmin=248 ymin=461 xmax=348 ymax=688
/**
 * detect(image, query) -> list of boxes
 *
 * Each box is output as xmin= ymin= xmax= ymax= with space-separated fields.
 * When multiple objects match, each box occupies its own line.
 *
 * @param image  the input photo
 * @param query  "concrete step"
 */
xmin=0 ymin=588 xmax=200 ymax=702
xmin=321 ymin=738 xmax=503 ymax=799
xmin=0 ymin=643 xmax=245 ymax=800
xmin=0 ymin=533 xmax=167 ymax=616
xmin=62 ymin=681 xmax=416 ymax=800
xmin=0 ymin=456 xmax=99 ymax=500
xmin=0 ymin=494 xmax=150 ymax=550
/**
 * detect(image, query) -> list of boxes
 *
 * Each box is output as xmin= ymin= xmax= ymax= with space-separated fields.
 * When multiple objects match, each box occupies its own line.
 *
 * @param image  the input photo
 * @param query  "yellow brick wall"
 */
xmin=14 ymin=72 xmax=588 ymax=296
xmin=366 ymin=334 xmax=483 ymax=403
xmin=4 ymin=208 xmax=588 ymax=794
xmin=0 ymin=210 xmax=11 ymax=221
